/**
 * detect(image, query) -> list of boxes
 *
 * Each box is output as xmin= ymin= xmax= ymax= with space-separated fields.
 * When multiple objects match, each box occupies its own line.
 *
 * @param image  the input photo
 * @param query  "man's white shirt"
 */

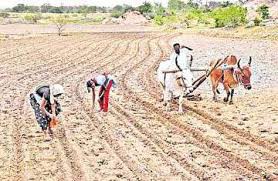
xmin=170 ymin=48 xmax=191 ymax=70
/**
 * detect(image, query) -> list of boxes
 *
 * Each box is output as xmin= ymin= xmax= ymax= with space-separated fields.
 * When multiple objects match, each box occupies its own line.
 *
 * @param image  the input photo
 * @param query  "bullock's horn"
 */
xmin=189 ymin=55 xmax=193 ymax=67
xmin=248 ymin=56 xmax=252 ymax=67
xmin=237 ymin=59 xmax=242 ymax=70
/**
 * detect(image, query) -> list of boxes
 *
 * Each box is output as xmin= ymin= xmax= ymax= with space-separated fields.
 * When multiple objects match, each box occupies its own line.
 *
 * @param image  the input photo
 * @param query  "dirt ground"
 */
xmin=0 ymin=24 xmax=158 ymax=37
xmin=0 ymin=26 xmax=277 ymax=180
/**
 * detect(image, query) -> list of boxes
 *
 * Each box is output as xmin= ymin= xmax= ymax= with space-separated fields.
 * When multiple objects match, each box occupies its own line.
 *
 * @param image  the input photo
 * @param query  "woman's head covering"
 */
xmin=48 ymin=84 xmax=64 ymax=104
xmin=51 ymin=84 xmax=64 ymax=96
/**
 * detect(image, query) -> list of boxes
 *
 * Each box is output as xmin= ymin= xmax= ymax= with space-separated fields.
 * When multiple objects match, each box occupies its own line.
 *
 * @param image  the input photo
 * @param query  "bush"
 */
xmin=111 ymin=11 xmax=123 ymax=18
xmin=92 ymin=15 xmax=105 ymax=22
xmin=24 ymin=13 xmax=42 ymax=23
xmin=164 ymin=15 xmax=179 ymax=24
xmin=211 ymin=5 xmax=247 ymax=28
xmin=0 ymin=12 xmax=9 ymax=18
xmin=153 ymin=15 xmax=164 ymax=25
xmin=257 ymin=5 xmax=269 ymax=20
xmin=254 ymin=17 xmax=261 ymax=26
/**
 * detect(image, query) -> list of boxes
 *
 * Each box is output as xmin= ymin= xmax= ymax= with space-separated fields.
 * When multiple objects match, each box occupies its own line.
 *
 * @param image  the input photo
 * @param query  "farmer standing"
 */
xmin=29 ymin=84 xmax=64 ymax=140
xmin=86 ymin=72 xmax=116 ymax=112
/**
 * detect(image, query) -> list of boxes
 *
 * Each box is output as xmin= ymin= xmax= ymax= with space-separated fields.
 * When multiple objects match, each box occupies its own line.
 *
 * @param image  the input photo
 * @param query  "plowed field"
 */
xmin=0 ymin=32 xmax=277 ymax=180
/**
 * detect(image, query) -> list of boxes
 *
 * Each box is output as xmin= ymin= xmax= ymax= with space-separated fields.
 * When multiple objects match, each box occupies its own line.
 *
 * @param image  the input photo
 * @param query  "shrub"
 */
xmin=72 ymin=13 xmax=79 ymax=17
xmin=164 ymin=15 xmax=179 ymax=24
xmin=254 ymin=17 xmax=262 ymax=26
xmin=153 ymin=15 xmax=164 ymax=25
xmin=24 ymin=13 xmax=42 ymax=23
xmin=111 ymin=11 xmax=123 ymax=18
xmin=210 ymin=5 xmax=247 ymax=28
xmin=0 ymin=12 xmax=9 ymax=18
xmin=257 ymin=5 xmax=269 ymax=20
xmin=92 ymin=15 xmax=105 ymax=22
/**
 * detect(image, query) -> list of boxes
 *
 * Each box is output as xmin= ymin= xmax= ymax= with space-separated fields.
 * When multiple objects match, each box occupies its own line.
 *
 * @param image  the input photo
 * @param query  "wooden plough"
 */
xmin=191 ymin=59 xmax=222 ymax=91
xmin=186 ymin=59 xmax=222 ymax=101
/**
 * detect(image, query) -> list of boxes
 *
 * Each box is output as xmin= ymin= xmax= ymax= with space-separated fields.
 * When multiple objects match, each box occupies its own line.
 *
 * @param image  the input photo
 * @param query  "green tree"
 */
xmin=51 ymin=15 xmax=69 ymax=36
xmin=112 ymin=5 xmax=124 ymax=12
xmin=49 ymin=7 xmax=63 ymax=13
xmin=153 ymin=3 xmax=165 ymax=16
xmin=138 ymin=2 xmax=153 ymax=14
xmin=257 ymin=4 xmax=269 ymax=20
xmin=168 ymin=0 xmax=185 ymax=11
xmin=186 ymin=0 xmax=199 ymax=9
xmin=221 ymin=1 xmax=233 ymax=8
xmin=41 ymin=3 xmax=52 ymax=13
xmin=123 ymin=4 xmax=134 ymax=12
xmin=12 ymin=4 xmax=26 ymax=12
xmin=87 ymin=6 xmax=97 ymax=13
xmin=25 ymin=6 xmax=40 ymax=13
xmin=211 ymin=5 xmax=247 ymax=27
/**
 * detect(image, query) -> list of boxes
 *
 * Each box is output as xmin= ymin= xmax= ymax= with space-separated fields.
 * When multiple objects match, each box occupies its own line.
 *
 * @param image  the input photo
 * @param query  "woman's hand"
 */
xmin=52 ymin=115 xmax=58 ymax=121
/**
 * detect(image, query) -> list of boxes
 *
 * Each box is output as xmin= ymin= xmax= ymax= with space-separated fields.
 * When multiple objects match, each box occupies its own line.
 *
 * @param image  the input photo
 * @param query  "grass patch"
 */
xmin=178 ymin=26 xmax=278 ymax=41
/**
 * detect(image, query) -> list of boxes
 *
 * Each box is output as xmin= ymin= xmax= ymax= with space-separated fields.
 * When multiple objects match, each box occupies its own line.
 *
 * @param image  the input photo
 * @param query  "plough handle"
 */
xmin=192 ymin=74 xmax=206 ymax=85
xmin=192 ymin=76 xmax=207 ymax=92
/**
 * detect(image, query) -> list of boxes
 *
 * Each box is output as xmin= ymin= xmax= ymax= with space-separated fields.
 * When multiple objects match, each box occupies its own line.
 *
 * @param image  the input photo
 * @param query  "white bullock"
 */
xmin=157 ymin=49 xmax=194 ymax=112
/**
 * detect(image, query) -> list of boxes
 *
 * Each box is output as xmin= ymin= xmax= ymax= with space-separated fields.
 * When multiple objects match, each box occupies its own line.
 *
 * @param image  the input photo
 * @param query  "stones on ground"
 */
xmin=238 ymin=122 xmax=245 ymax=126
xmin=259 ymin=126 xmax=270 ymax=133
xmin=242 ymin=117 xmax=249 ymax=121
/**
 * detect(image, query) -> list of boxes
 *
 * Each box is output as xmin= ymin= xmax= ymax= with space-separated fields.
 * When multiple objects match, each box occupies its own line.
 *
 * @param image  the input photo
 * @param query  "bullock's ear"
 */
xmin=237 ymin=59 xmax=242 ymax=70
xmin=248 ymin=56 xmax=252 ymax=67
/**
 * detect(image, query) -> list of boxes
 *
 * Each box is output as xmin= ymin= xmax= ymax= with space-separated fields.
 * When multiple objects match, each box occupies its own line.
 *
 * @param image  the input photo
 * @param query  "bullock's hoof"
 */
xmin=223 ymin=98 xmax=228 ymax=102
xmin=229 ymin=101 xmax=233 ymax=105
xmin=213 ymin=97 xmax=218 ymax=102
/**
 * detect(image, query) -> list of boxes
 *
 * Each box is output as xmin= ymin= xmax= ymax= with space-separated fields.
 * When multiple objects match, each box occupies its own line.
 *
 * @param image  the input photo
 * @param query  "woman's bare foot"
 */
xmin=48 ymin=128 xmax=54 ymax=138
xmin=43 ymin=130 xmax=51 ymax=141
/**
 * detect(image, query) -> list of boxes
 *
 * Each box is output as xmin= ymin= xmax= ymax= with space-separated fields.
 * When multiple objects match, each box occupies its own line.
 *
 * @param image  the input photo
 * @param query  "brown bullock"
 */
xmin=210 ymin=55 xmax=252 ymax=104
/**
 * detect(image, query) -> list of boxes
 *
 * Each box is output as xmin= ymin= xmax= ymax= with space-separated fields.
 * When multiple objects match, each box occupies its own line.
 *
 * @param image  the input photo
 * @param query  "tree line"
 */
xmin=3 ymin=3 xmax=107 ymax=13
xmin=0 ymin=0 xmax=271 ymax=28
